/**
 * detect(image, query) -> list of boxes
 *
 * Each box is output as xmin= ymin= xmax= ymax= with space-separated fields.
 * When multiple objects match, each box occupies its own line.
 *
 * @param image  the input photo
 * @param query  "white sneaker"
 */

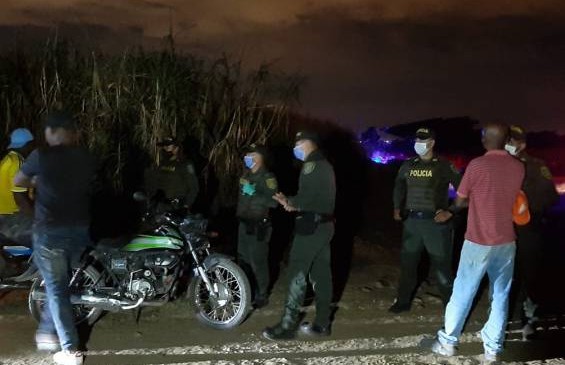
xmin=53 ymin=350 xmax=84 ymax=365
xmin=484 ymin=349 xmax=500 ymax=363
xmin=35 ymin=333 xmax=60 ymax=352
xmin=431 ymin=339 xmax=457 ymax=356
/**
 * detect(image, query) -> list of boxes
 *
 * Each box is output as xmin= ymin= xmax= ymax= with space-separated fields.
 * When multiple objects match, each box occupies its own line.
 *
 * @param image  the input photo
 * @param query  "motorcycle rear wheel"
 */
xmin=187 ymin=258 xmax=251 ymax=329
xmin=28 ymin=265 xmax=104 ymax=326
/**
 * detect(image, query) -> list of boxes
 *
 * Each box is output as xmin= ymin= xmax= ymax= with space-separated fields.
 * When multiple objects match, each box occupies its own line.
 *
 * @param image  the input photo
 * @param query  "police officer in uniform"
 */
xmin=505 ymin=125 xmax=559 ymax=337
xmin=144 ymin=137 xmax=199 ymax=211
xmin=263 ymin=131 xmax=336 ymax=340
xmin=237 ymin=144 xmax=278 ymax=308
xmin=390 ymin=128 xmax=462 ymax=313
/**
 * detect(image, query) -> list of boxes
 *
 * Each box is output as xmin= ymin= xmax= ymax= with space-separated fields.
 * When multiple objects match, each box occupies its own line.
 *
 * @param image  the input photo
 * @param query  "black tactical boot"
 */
xmin=299 ymin=322 xmax=331 ymax=337
xmin=388 ymin=299 xmax=411 ymax=314
xmin=262 ymin=322 xmax=297 ymax=340
xmin=253 ymin=296 xmax=269 ymax=309
xmin=262 ymin=304 xmax=301 ymax=341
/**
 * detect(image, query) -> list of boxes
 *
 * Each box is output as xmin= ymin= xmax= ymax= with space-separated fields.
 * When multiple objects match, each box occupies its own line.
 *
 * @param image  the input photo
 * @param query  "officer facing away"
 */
xmin=236 ymin=144 xmax=278 ymax=309
xmin=390 ymin=128 xmax=462 ymax=313
xmin=505 ymin=125 xmax=559 ymax=338
xmin=263 ymin=131 xmax=336 ymax=340
xmin=144 ymin=137 xmax=199 ymax=211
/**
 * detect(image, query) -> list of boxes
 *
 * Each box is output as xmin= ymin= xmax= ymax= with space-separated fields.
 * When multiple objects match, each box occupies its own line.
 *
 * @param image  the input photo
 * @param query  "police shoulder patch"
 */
xmin=266 ymin=177 xmax=277 ymax=190
xmin=540 ymin=166 xmax=553 ymax=180
xmin=303 ymin=162 xmax=316 ymax=175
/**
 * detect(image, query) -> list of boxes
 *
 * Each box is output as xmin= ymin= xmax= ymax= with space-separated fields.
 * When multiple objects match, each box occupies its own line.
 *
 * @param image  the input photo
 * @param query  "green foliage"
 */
xmin=0 ymin=40 xmax=301 ymax=205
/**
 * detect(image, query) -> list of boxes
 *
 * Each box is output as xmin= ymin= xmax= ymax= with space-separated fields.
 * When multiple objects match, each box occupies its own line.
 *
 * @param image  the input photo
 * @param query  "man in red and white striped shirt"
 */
xmin=432 ymin=123 xmax=524 ymax=363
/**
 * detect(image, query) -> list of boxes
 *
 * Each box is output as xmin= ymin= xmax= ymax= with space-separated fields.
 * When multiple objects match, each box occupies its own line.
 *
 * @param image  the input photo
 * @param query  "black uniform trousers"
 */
xmin=397 ymin=217 xmax=454 ymax=306
xmin=281 ymin=221 xmax=334 ymax=328
xmin=512 ymin=216 xmax=544 ymax=321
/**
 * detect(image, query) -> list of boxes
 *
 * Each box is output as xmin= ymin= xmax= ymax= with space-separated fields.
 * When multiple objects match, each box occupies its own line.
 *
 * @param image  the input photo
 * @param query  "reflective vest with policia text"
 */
xmin=393 ymin=156 xmax=462 ymax=213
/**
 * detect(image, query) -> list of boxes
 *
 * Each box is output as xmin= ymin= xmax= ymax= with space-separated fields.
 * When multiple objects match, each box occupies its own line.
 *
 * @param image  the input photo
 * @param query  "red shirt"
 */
xmin=457 ymin=150 xmax=524 ymax=245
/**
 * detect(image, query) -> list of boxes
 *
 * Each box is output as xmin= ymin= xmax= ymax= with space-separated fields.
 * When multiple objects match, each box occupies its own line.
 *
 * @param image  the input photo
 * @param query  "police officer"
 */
xmin=263 ymin=131 xmax=336 ymax=340
xmin=144 ymin=137 xmax=199 ymax=211
xmin=390 ymin=128 xmax=462 ymax=313
xmin=505 ymin=125 xmax=559 ymax=337
xmin=237 ymin=144 xmax=278 ymax=308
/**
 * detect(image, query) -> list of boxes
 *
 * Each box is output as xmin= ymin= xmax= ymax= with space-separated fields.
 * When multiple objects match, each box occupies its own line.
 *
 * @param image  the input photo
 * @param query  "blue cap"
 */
xmin=8 ymin=128 xmax=34 ymax=149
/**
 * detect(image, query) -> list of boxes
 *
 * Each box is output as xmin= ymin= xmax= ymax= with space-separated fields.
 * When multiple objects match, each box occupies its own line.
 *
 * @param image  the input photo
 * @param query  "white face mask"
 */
xmin=414 ymin=142 xmax=430 ymax=156
xmin=504 ymin=144 xmax=518 ymax=156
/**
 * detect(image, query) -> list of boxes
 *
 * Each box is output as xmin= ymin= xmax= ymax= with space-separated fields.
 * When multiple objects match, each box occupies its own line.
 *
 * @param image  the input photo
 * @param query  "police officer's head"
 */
xmin=294 ymin=131 xmax=319 ymax=161
xmin=504 ymin=125 xmax=527 ymax=157
xmin=243 ymin=144 xmax=268 ymax=171
xmin=481 ymin=123 xmax=509 ymax=151
xmin=157 ymin=136 xmax=180 ymax=160
xmin=44 ymin=111 xmax=79 ymax=147
xmin=414 ymin=128 xmax=435 ymax=158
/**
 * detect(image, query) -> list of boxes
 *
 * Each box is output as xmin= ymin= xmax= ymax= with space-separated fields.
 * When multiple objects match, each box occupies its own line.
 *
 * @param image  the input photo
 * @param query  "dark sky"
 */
xmin=2 ymin=0 xmax=565 ymax=132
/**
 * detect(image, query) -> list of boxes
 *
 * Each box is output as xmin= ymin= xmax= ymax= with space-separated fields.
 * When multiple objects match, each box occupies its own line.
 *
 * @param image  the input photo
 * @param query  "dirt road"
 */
xmin=1 ymin=241 xmax=564 ymax=365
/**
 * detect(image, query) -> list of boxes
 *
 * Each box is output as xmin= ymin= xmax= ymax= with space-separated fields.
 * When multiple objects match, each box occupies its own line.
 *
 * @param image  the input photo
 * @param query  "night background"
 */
xmin=0 ymin=1 xmax=564 ymax=364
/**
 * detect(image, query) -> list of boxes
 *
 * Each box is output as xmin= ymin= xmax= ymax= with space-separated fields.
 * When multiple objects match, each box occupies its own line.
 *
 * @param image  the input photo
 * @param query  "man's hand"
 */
xmin=393 ymin=209 xmax=403 ymax=222
xmin=273 ymin=192 xmax=298 ymax=212
xmin=434 ymin=209 xmax=453 ymax=223
xmin=273 ymin=192 xmax=288 ymax=205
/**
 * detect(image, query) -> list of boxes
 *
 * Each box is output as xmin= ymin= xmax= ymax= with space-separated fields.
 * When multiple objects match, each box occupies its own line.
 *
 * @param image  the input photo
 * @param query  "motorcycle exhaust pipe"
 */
xmin=0 ymin=282 xmax=31 ymax=290
xmin=31 ymin=290 xmax=143 ymax=311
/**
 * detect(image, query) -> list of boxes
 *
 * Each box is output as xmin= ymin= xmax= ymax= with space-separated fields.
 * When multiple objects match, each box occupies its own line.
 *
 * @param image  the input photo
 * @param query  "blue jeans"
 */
xmin=33 ymin=226 xmax=90 ymax=351
xmin=438 ymin=240 xmax=516 ymax=354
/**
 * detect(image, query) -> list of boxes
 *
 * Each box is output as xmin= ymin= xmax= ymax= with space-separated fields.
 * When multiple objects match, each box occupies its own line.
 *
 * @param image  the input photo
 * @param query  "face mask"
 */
xmin=414 ymin=142 xmax=430 ymax=156
xmin=504 ymin=144 xmax=517 ymax=156
xmin=244 ymin=155 xmax=256 ymax=169
xmin=293 ymin=146 xmax=306 ymax=161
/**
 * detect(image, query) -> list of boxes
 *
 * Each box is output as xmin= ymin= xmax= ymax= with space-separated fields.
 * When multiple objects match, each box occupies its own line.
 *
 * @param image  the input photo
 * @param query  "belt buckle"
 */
xmin=415 ymin=211 xmax=424 ymax=218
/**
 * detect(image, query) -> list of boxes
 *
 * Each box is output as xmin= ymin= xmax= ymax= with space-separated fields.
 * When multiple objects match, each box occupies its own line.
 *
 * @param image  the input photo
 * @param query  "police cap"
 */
xmin=295 ymin=131 xmax=320 ymax=144
xmin=246 ymin=143 xmax=269 ymax=157
xmin=509 ymin=125 xmax=527 ymax=142
xmin=415 ymin=128 xmax=435 ymax=140
xmin=157 ymin=136 xmax=179 ymax=147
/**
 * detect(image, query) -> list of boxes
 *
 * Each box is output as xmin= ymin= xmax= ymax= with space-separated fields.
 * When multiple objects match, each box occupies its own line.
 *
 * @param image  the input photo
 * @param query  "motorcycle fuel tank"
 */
xmin=122 ymin=234 xmax=184 ymax=252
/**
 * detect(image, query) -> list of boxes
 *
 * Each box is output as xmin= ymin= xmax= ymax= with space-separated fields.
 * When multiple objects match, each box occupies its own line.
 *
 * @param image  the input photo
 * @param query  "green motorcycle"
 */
xmin=28 ymin=194 xmax=252 ymax=329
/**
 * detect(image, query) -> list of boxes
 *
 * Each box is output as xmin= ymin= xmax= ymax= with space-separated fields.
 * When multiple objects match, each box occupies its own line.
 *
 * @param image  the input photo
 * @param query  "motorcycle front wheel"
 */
xmin=28 ymin=265 xmax=104 ymax=326
xmin=187 ymin=257 xmax=251 ymax=329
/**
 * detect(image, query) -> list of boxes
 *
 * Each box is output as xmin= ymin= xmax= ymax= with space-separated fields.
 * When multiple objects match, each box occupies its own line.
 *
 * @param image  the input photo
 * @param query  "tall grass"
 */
xmin=0 ymin=40 xmax=301 ymax=205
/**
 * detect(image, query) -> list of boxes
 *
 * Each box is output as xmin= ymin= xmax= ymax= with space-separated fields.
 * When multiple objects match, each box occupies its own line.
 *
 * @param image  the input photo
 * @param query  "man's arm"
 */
xmin=13 ymin=149 xmax=40 ymax=215
xmin=537 ymin=164 xmax=559 ymax=211
xmin=448 ymin=161 xmax=463 ymax=190
xmin=435 ymin=162 xmax=472 ymax=223
xmin=13 ymin=191 xmax=33 ymax=216
xmin=287 ymin=162 xmax=336 ymax=213
xmin=13 ymin=170 xmax=34 ymax=188
xmin=392 ymin=163 xmax=408 ymax=221
xmin=454 ymin=194 xmax=469 ymax=208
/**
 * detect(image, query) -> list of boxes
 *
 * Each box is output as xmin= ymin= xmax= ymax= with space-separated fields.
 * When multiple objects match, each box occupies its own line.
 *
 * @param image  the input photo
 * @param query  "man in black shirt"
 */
xmin=14 ymin=111 xmax=95 ymax=365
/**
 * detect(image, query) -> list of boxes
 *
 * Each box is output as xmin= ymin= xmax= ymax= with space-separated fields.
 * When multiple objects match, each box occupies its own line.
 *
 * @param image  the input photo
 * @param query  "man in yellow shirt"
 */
xmin=0 ymin=128 xmax=34 ymax=246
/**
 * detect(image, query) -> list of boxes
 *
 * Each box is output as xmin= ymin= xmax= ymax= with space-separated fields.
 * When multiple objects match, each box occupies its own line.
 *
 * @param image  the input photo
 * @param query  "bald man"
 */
xmin=432 ymin=123 xmax=525 ymax=363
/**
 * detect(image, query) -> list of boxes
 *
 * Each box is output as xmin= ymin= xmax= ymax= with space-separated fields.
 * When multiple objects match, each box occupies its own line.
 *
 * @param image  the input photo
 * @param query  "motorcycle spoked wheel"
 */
xmin=187 ymin=258 xmax=251 ymax=329
xmin=28 ymin=265 xmax=104 ymax=326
